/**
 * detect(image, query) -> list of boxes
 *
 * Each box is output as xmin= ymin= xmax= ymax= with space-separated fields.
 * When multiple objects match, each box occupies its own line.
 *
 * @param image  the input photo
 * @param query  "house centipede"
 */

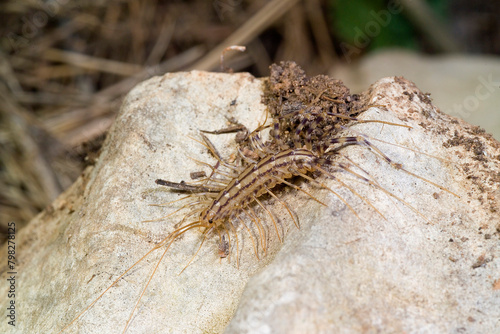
xmin=59 ymin=62 xmax=459 ymax=333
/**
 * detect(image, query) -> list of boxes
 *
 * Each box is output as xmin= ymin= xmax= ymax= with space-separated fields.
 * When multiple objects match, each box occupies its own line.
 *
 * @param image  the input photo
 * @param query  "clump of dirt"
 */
xmin=262 ymin=61 xmax=364 ymax=152
xmin=444 ymin=130 xmax=488 ymax=162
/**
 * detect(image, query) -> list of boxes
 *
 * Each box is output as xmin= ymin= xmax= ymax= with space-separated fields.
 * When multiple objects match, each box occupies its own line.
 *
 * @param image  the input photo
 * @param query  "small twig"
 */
xmin=220 ymin=45 xmax=246 ymax=72
xmin=155 ymin=179 xmax=219 ymax=193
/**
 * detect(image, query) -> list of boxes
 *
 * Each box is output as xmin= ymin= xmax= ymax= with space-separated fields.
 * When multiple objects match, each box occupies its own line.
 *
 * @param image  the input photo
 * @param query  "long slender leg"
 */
xmin=253 ymin=195 xmax=282 ymax=243
xmin=216 ymin=228 xmax=224 ymax=264
xmin=327 ymin=136 xmax=458 ymax=197
xmin=319 ymin=163 xmax=432 ymax=224
xmin=271 ymin=175 xmax=328 ymax=207
xmin=335 ymin=157 xmax=415 ymax=221
xmin=150 ymin=194 xmax=196 ymax=207
xmin=290 ymin=168 xmax=360 ymax=221
xmin=228 ymin=219 xmax=240 ymax=268
xmin=244 ymin=206 xmax=267 ymax=255
xmin=143 ymin=202 xmax=206 ymax=223
xmin=234 ymin=216 xmax=259 ymax=260
xmin=222 ymin=224 xmax=231 ymax=263
xmin=120 ymin=222 xmax=206 ymax=333
xmin=344 ymin=125 xmax=452 ymax=163
xmin=188 ymin=135 xmax=240 ymax=172
xmin=265 ymin=186 xmax=300 ymax=230
xmin=333 ymin=174 xmax=386 ymax=221
xmin=305 ymin=162 xmax=387 ymax=221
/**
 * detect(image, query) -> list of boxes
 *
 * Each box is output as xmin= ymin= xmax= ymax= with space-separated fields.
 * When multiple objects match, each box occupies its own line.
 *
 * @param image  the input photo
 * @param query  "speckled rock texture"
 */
xmin=0 ymin=71 xmax=498 ymax=334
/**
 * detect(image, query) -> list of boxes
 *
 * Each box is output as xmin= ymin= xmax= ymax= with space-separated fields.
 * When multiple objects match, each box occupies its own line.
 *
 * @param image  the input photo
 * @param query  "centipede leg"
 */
xmin=322 ymin=163 xmax=432 ymax=224
xmin=223 ymin=224 xmax=231 ymax=263
xmin=332 ymin=173 xmax=386 ymax=221
xmin=265 ymin=186 xmax=300 ymax=230
xmin=235 ymin=216 xmax=259 ymax=260
xmin=272 ymin=175 xmax=328 ymax=207
xmin=216 ymin=228 xmax=224 ymax=264
xmin=228 ymin=219 xmax=240 ymax=268
xmin=244 ymin=206 xmax=267 ymax=255
xmin=307 ymin=158 xmax=386 ymax=220
xmin=328 ymin=136 xmax=458 ymax=197
xmin=253 ymin=195 xmax=282 ymax=243
xmin=290 ymin=168 xmax=361 ymax=221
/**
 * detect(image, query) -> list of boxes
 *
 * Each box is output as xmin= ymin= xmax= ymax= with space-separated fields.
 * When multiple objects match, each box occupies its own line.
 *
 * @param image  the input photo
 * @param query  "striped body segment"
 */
xmin=201 ymin=148 xmax=319 ymax=224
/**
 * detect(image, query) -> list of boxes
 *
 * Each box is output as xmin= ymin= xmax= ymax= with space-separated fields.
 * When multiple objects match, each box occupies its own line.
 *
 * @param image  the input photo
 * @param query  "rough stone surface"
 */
xmin=330 ymin=49 xmax=500 ymax=140
xmin=1 ymin=71 xmax=499 ymax=334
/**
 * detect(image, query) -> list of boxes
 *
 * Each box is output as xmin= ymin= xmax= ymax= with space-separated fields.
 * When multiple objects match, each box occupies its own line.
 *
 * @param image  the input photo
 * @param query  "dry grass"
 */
xmin=0 ymin=0 xmax=338 ymax=243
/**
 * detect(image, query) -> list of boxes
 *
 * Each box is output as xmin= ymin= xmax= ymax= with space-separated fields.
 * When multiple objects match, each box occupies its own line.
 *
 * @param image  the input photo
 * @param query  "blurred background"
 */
xmin=1 ymin=0 xmax=499 ymax=242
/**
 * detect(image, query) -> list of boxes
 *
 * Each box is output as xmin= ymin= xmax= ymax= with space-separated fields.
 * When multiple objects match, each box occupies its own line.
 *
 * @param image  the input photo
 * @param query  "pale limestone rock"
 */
xmin=330 ymin=49 xmax=500 ymax=139
xmin=226 ymin=76 xmax=500 ymax=333
xmin=0 ymin=71 xmax=498 ymax=334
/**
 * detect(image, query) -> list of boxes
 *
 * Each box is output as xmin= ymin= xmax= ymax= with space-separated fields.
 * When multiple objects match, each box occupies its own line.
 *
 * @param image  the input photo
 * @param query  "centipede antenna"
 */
xmin=253 ymin=195 xmax=282 ymax=244
xmin=200 ymin=124 xmax=246 ymax=135
xmin=60 ymin=221 xmax=203 ymax=334
xmin=149 ymin=194 xmax=197 ymax=207
xmin=143 ymin=201 xmax=205 ymax=223
xmin=155 ymin=179 xmax=222 ymax=193
xmin=178 ymin=227 xmax=213 ymax=275
xmin=124 ymin=222 xmax=207 ymax=333
xmin=265 ymin=186 xmax=299 ymax=230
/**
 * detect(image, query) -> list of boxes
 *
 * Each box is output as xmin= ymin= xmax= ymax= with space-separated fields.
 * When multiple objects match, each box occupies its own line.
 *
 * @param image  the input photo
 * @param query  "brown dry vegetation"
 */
xmin=0 ymin=0 xmax=493 ymax=242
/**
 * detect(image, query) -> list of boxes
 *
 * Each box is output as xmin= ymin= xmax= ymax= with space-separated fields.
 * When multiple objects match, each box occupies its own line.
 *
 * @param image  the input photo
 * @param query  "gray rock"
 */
xmin=1 ymin=71 xmax=498 ymax=334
